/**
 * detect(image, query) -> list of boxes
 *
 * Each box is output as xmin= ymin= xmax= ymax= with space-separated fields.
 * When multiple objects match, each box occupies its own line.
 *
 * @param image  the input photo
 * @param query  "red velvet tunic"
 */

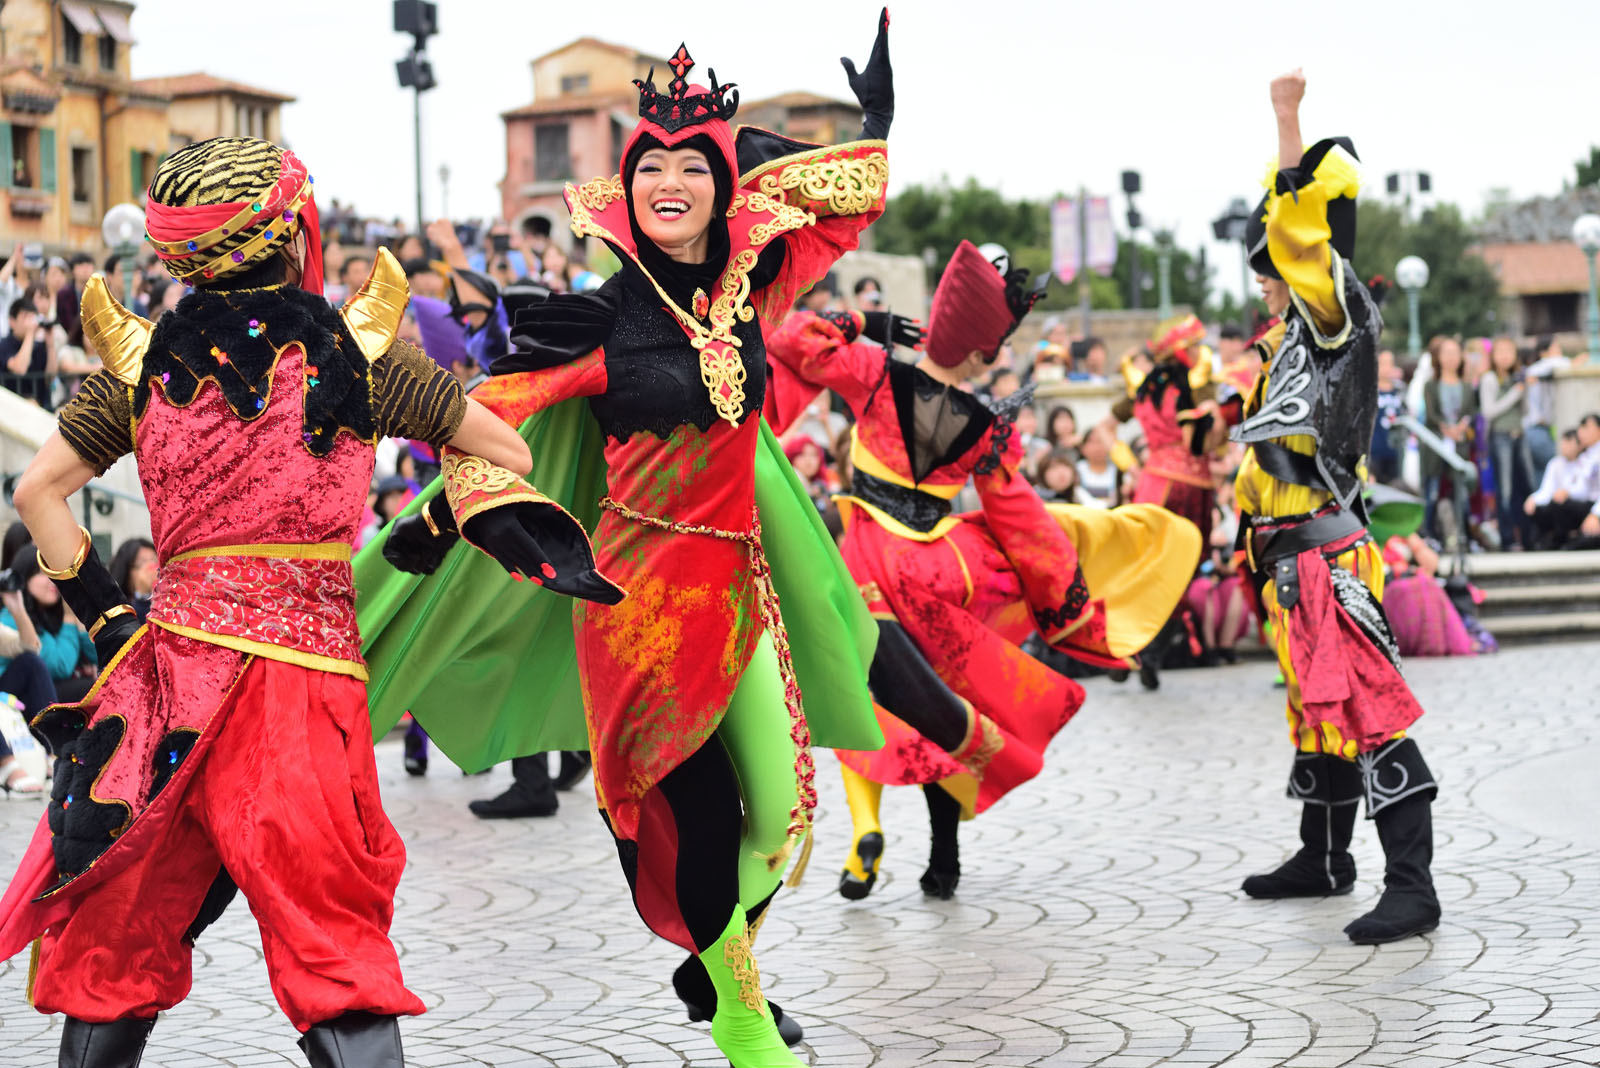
xmin=0 ymin=286 xmax=459 ymax=1025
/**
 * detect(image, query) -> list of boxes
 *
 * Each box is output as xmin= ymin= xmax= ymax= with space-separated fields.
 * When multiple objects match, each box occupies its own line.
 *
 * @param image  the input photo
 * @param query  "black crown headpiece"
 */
xmin=633 ymin=44 xmax=739 ymax=134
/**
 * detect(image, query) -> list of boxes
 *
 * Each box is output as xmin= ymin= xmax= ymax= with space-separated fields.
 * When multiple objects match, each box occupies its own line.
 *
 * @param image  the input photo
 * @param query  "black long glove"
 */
xmin=842 ymin=8 xmax=893 ymax=140
xmin=44 ymin=536 xmax=139 ymax=668
xmin=862 ymin=311 xmax=924 ymax=351
xmin=461 ymin=504 xmax=626 ymax=606
xmin=383 ymin=495 xmax=459 ymax=575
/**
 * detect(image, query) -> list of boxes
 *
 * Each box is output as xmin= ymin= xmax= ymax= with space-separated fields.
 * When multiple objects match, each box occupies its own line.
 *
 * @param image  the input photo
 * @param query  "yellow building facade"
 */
xmin=0 ymin=0 xmax=292 ymax=254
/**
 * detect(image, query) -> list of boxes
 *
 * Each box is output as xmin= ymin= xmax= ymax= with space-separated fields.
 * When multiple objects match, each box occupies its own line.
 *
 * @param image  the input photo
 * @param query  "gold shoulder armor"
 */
xmin=1187 ymin=345 xmax=1215 ymax=393
xmin=80 ymin=275 xmax=152 ymax=386
xmin=1118 ymin=351 xmax=1145 ymax=398
xmin=338 ymin=246 xmax=410 ymax=362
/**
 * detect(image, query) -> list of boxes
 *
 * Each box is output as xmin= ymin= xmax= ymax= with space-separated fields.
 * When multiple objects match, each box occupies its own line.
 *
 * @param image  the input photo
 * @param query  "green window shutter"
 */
xmin=0 ymin=124 xmax=12 ymax=189
xmin=38 ymin=127 xmax=56 ymax=193
xmin=130 ymin=149 xmax=142 ymax=197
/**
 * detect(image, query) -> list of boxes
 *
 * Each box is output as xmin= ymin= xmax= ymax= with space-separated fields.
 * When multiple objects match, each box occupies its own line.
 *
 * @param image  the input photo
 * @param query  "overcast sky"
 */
xmin=128 ymin=0 xmax=1600 ymax=300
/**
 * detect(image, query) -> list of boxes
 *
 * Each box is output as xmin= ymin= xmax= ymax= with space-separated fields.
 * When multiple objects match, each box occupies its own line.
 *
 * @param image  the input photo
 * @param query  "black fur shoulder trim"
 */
xmin=134 ymin=287 xmax=377 ymax=456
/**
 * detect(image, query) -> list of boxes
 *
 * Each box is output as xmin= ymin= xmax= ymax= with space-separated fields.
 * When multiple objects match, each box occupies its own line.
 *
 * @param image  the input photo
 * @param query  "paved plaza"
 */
xmin=0 ymin=640 xmax=1597 ymax=1066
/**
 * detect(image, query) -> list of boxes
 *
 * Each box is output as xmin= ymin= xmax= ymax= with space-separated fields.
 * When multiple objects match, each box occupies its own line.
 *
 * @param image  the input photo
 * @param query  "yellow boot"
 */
xmin=699 ymin=906 xmax=804 ymax=1068
xmin=839 ymin=765 xmax=884 ymax=900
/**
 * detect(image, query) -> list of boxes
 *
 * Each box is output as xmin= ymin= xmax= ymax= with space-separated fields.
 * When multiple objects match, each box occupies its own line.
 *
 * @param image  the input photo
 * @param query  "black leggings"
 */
xmin=613 ymin=736 xmax=743 ymax=953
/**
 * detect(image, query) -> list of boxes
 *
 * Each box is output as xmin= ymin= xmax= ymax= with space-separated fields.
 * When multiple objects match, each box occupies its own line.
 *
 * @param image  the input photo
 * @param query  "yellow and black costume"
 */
xmin=1232 ymin=137 xmax=1440 ymax=944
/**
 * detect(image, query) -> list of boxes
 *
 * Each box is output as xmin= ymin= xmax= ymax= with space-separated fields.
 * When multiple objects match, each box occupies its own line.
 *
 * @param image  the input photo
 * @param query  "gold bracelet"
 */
xmin=87 ymin=604 xmax=135 ymax=641
xmin=38 ymin=526 xmax=91 ymax=581
xmin=421 ymin=502 xmax=442 ymax=538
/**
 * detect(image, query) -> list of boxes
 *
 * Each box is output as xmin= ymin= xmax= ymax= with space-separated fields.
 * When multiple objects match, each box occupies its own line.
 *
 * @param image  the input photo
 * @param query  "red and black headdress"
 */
xmin=621 ymin=45 xmax=740 ymax=198
xmin=925 ymin=240 xmax=1049 ymax=368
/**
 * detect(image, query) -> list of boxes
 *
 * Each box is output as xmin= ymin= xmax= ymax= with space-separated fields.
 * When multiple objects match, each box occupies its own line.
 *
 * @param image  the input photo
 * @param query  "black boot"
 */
xmin=671 ymin=953 xmax=804 ymax=1047
xmin=58 ymin=1016 xmax=154 ymax=1068
xmin=921 ymin=782 xmax=961 ymax=899
xmin=1242 ymin=754 xmax=1361 ymax=898
xmin=1241 ymin=802 xmax=1357 ymax=898
xmin=1137 ymin=616 xmax=1186 ymax=690
xmin=402 ymin=720 xmax=428 ymax=778
xmin=298 ymin=1012 xmax=403 ymax=1068
xmin=1344 ymin=793 xmax=1441 ymax=944
xmin=468 ymin=754 xmax=558 ymax=819
xmin=552 ymin=750 xmax=592 ymax=791
xmin=1344 ymin=738 xmax=1441 ymax=944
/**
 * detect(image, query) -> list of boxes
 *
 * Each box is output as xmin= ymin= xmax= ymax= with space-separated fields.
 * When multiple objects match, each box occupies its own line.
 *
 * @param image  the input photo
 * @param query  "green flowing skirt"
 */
xmin=354 ymin=400 xmax=882 ymax=767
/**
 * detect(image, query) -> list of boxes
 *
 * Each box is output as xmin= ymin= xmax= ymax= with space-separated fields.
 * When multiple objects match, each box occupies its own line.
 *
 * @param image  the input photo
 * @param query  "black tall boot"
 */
xmin=1344 ymin=737 xmax=1441 ymax=944
xmin=58 ymin=1016 xmax=155 ymax=1068
xmin=1344 ymin=792 xmax=1441 ymax=943
xmin=298 ymin=1012 xmax=403 ymax=1068
xmin=1242 ymin=754 xmax=1361 ymax=898
xmin=921 ymin=782 xmax=962 ymax=899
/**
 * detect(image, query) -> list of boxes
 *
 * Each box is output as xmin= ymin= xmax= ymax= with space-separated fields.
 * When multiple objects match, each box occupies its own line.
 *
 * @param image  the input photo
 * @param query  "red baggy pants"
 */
xmin=29 ymin=656 xmax=424 ymax=1031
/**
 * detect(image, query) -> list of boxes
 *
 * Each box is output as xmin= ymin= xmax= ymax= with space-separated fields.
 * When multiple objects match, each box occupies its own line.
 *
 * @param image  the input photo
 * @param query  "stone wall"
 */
xmin=0 ymin=388 xmax=148 ymax=557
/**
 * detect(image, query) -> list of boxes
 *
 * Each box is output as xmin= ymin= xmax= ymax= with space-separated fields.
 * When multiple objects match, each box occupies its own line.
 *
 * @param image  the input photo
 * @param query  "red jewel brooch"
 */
xmin=692 ymin=287 xmax=709 ymax=319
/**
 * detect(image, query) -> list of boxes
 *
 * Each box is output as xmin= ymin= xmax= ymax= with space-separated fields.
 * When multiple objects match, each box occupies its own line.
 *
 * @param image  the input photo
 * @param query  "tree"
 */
xmin=1577 ymin=146 xmax=1600 ymax=189
xmin=1352 ymin=200 xmax=1501 ymax=348
xmin=875 ymin=181 xmax=1217 ymax=314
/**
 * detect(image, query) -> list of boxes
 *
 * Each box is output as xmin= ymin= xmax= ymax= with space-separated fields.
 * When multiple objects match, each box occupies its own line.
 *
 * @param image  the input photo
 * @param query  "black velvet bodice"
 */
xmin=587 ymin=263 xmax=768 ymax=442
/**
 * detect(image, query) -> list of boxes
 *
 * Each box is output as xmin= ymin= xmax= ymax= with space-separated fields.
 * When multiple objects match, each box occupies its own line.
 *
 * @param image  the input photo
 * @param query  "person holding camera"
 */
xmin=0 ymin=295 xmax=57 ymax=407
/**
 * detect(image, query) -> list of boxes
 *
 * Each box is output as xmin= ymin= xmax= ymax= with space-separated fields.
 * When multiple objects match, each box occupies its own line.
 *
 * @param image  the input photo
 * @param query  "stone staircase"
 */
xmin=1440 ymin=551 xmax=1600 ymax=643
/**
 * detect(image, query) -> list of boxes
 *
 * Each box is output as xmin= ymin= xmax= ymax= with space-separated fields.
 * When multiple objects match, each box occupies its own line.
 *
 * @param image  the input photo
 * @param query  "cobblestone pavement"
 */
xmin=2 ymin=640 xmax=1598 ymax=1066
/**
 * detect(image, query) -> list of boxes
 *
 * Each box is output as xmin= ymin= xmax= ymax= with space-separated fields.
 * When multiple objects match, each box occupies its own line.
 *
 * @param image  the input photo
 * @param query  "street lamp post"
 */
xmin=1572 ymin=213 xmax=1600 ymax=356
xmin=1395 ymin=255 xmax=1430 ymax=363
xmin=1154 ymin=229 xmax=1174 ymax=320
xmin=394 ymin=1 xmax=439 ymax=239
xmin=1212 ymin=197 xmax=1253 ymax=329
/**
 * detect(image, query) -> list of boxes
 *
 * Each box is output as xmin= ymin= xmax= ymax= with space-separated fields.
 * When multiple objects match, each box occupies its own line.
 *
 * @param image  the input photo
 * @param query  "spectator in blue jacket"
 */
xmin=0 ymin=544 xmax=95 ymax=703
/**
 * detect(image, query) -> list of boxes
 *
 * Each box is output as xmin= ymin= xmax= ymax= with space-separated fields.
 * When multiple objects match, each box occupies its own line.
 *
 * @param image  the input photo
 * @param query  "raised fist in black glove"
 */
xmin=842 ymin=7 xmax=893 ymax=140
xmin=461 ymin=502 xmax=625 ymax=606
xmin=383 ymin=495 xmax=460 ymax=576
xmin=862 ymin=311 xmax=924 ymax=351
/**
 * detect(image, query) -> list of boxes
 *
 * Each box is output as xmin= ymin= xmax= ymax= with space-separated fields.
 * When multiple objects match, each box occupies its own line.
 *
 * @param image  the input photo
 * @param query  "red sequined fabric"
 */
xmin=150 ymin=553 xmax=363 ymax=672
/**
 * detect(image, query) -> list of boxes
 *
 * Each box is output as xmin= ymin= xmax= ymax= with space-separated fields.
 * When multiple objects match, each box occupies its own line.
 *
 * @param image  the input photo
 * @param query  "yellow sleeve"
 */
xmin=1265 ymin=180 xmax=1344 ymax=337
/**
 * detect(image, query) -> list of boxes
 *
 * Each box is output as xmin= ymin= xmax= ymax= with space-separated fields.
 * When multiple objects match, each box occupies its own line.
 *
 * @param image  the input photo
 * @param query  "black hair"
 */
xmin=102 ymin=253 xmax=124 ymax=275
xmin=8 ymin=297 xmax=29 ymax=321
xmin=341 ymin=253 xmax=372 ymax=279
xmin=1220 ymin=324 xmax=1244 ymax=341
xmin=1045 ymin=404 xmax=1077 ymax=443
xmin=108 ymin=537 xmax=156 ymax=597
xmin=68 ymin=253 xmax=95 ymax=268
xmin=1 ymin=521 xmax=29 ymax=569
xmin=401 ymin=257 xmax=432 ymax=279
xmin=1582 ymin=412 xmax=1600 ymax=431
xmin=1083 ymin=336 xmax=1106 ymax=352
xmin=853 ymin=276 xmax=881 ymax=296
xmin=9 ymin=544 xmax=64 ymax=636
xmin=522 ymin=216 xmax=553 ymax=238
xmin=205 ymin=252 xmax=287 ymax=292
xmin=1562 ymin=429 xmax=1580 ymax=443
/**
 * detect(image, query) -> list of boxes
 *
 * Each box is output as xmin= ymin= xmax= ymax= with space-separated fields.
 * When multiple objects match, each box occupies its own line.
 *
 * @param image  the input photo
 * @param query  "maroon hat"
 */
xmin=926 ymin=240 xmax=1046 ymax=368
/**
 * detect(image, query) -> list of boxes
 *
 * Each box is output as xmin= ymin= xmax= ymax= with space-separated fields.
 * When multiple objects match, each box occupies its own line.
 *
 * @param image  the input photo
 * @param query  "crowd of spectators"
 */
xmin=0 ymin=522 xmax=159 ymax=796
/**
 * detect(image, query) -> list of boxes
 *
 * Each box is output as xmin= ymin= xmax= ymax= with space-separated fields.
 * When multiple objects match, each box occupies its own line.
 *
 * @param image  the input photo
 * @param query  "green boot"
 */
xmin=697 ymin=906 xmax=804 ymax=1067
